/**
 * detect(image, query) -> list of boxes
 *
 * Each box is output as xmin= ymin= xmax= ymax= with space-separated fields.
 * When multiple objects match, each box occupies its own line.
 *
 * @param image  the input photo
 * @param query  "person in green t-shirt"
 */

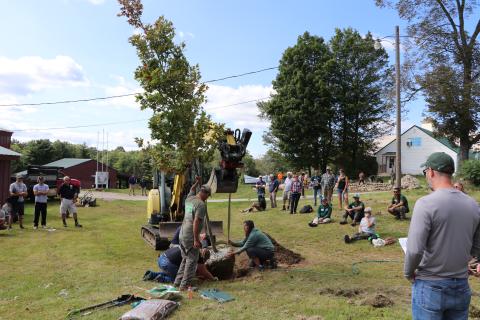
xmin=308 ymin=198 xmax=332 ymax=227
xmin=387 ymin=187 xmax=409 ymax=220
xmin=340 ymin=193 xmax=365 ymax=226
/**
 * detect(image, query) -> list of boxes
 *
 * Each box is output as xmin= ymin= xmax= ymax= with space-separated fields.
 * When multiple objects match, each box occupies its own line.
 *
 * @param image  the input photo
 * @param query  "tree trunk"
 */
xmin=459 ymin=137 xmax=470 ymax=161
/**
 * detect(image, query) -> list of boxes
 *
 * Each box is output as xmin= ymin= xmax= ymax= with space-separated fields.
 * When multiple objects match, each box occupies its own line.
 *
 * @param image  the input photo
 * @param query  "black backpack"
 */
xmin=300 ymin=205 xmax=313 ymax=214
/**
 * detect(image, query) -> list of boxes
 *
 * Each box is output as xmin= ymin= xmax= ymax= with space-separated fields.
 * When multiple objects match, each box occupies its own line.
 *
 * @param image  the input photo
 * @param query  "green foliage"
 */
xmin=260 ymin=29 xmax=393 ymax=175
xmin=242 ymin=152 xmax=260 ymax=177
xmin=118 ymin=0 xmax=223 ymax=173
xmin=255 ymin=149 xmax=290 ymax=174
xmin=459 ymin=160 xmax=480 ymax=186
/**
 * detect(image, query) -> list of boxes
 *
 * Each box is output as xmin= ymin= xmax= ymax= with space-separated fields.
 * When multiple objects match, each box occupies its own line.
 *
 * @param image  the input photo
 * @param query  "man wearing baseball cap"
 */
xmin=405 ymin=152 xmax=480 ymax=319
xmin=340 ymin=193 xmax=365 ymax=226
xmin=174 ymin=176 xmax=211 ymax=290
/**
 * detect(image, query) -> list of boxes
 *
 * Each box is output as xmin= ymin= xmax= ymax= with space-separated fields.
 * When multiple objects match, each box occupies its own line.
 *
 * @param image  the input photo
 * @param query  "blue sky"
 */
xmin=0 ymin=0 xmax=423 ymax=157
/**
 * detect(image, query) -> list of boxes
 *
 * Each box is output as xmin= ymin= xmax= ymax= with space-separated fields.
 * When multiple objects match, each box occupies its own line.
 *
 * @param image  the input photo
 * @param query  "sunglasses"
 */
xmin=423 ymin=167 xmax=431 ymax=176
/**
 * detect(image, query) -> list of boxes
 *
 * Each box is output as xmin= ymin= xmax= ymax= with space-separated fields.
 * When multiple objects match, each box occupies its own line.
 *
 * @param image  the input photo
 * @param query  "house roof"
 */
xmin=44 ymin=158 xmax=91 ymax=168
xmin=0 ymin=146 xmax=21 ymax=157
xmin=415 ymin=126 xmax=460 ymax=153
xmin=375 ymin=125 xmax=460 ymax=155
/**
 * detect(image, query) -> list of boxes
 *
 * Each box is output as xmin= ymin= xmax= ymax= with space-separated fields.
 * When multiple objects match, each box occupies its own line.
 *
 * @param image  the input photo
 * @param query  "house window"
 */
xmin=407 ymin=137 xmax=422 ymax=147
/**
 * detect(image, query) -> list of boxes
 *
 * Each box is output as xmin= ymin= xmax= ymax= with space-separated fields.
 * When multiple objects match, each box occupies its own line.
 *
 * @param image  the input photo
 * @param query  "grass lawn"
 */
xmin=1 ymin=185 xmax=480 ymax=319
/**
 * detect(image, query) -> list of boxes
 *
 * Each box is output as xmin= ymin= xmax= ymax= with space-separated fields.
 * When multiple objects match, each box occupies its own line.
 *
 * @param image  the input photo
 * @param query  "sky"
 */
xmin=0 ymin=0 xmax=424 ymax=157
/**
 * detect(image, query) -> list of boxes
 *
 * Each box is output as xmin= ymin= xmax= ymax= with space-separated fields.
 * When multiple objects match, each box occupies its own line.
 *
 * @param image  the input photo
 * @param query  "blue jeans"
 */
xmin=149 ymin=254 xmax=179 ymax=283
xmin=412 ymin=278 xmax=471 ymax=320
xmin=313 ymin=188 xmax=321 ymax=205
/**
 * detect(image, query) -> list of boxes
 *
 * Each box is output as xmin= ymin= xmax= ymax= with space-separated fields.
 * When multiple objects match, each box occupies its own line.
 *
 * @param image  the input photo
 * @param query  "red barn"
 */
xmin=42 ymin=158 xmax=117 ymax=189
xmin=0 ymin=129 xmax=21 ymax=204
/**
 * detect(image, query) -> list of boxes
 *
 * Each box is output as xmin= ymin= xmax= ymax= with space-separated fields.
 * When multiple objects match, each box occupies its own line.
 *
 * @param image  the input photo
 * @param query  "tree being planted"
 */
xmin=118 ymin=0 xmax=222 ymax=173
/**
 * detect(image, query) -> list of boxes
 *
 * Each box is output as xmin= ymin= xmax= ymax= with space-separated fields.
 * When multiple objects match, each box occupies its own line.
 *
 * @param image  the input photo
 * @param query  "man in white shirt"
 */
xmin=33 ymin=176 xmax=49 ymax=229
xmin=282 ymin=172 xmax=293 ymax=211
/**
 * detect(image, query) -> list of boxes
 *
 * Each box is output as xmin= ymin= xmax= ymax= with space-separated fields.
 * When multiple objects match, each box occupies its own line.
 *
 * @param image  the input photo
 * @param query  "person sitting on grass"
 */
xmin=387 ymin=187 xmax=409 ymax=220
xmin=228 ymin=220 xmax=276 ymax=270
xmin=0 ymin=201 xmax=12 ymax=230
xmin=344 ymin=207 xmax=377 ymax=244
xmin=308 ymin=197 xmax=332 ymax=227
xmin=340 ymin=193 xmax=365 ymax=226
xmin=240 ymin=197 xmax=267 ymax=213
xmin=144 ymin=246 xmax=216 ymax=283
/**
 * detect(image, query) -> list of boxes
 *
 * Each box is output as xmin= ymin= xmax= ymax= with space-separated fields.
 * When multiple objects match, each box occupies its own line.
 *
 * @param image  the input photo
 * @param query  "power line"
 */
xmin=0 ymin=66 xmax=277 ymax=107
xmin=12 ymin=96 xmax=271 ymax=132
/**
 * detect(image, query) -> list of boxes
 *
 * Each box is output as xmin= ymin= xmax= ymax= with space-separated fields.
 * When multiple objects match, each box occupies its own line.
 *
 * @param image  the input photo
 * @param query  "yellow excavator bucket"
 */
xmin=169 ymin=174 xmax=186 ymax=220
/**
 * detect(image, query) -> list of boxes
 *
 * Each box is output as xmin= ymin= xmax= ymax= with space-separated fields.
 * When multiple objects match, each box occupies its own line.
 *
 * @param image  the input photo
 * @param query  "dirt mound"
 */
xmin=265 ymin=233 xmax=304 ymax=265
xmin=401 ymin=175 xmax=420 ymax=190
xmin=317 ymin=288 xmax=364 ymax=298
xmin=206 ymin=235 xmax=303 ymax=279
xmin=361 ymin=294 xmax=394 ymax=308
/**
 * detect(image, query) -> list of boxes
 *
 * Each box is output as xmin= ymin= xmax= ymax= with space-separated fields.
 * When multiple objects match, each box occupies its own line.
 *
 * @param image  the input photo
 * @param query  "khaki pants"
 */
xmin=323 ymin=188 xmax=333 ymax=204
xmin=313 ymin=217 xmax=331 ymax=224
xmin=174 ymin=245 xmax=199 ymax=289
xmin=270 ymin=191 xmax=277 ymax=208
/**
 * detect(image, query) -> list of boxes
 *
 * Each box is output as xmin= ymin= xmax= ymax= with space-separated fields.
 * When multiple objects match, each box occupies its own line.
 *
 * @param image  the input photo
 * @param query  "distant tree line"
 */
xmin=10 ymin=139 xmax=153 ymax=179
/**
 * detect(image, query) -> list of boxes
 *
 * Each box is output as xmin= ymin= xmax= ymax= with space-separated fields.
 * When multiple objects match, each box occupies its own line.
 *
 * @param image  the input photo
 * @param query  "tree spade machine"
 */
xmin=141 ymin=128 xmax=252 ymax=250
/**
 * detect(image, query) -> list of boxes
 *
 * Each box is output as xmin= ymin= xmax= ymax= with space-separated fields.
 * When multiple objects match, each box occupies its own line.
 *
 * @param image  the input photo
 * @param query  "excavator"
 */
xmin=141 ymin=128 xmax=252 ymax=250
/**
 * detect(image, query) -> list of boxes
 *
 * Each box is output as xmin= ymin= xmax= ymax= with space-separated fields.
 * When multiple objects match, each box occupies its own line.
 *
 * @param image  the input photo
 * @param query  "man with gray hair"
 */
xmin=405 ymin=152 xmax=480 ymax=319
xmin=58 ymin=176 xmax=81 ymax=228
xmin=174 ymin=176 xmax=211 ymax=290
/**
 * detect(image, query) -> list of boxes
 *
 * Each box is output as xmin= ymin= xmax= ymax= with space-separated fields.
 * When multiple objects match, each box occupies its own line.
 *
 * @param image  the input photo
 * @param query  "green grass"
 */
xmin=1 ymin=187 xmax=480 ymax=319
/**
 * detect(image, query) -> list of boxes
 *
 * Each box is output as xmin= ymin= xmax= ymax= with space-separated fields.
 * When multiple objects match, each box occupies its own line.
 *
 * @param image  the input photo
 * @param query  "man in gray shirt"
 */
xmin=9 ymin=174 xmax=28 ymax=229
xmin=174 ymin=176 xmax=211 ymax=290
xmin=405 ymin=152 xmax=480 ymax=319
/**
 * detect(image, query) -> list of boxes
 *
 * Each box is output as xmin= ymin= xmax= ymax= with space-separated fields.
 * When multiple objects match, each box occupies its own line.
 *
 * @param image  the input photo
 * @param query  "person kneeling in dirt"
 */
xmin=340 ymin=193 xmax=365 ymax=226
xmin=228 ymin=220 xmax=276 ymax=270
xmin=308 ymin=197 xmax=332 ymax=227
xmin=144 ymin=246 xmax=216 ymax=283
xmin=387 ymin=187 xmax=409 ymax=220
xmin=344 ymin=207 xmax=377 ymax=244
xmin=240 ymin=196 xmax=267 ymax=213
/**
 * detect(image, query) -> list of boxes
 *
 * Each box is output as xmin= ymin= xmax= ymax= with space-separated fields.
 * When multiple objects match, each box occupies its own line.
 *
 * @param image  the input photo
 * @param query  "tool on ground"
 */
xmin=199 ymin=288 xmax=235 ymax=303
xmin=65 ymin=294 xmax=144 ymax=319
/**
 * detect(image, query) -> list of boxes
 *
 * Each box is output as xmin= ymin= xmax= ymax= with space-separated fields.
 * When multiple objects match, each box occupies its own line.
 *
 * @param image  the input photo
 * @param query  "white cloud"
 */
xmin=87 ymin=0 xmax=105 ymax=5
xmin=178 ymin=31 xmax=195 ymax=39
xmin=0 ymin=55 xmax=88 ymax=96
xmin=204 ymin=84 xmax=274 ymax=130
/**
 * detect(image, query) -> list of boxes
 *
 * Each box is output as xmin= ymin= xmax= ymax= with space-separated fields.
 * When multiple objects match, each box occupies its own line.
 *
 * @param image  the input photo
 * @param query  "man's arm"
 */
xmin=234 ymin=233 xmax=256 ymax=255
xmin=404 ymin=199 xmax=431 ymax=281
xmin=33 ymin=185 xmax=39 ymax=196
xmin=471 ymin=208 xmax=480 ymax=258
xmin=189 ymin=176 xmax=201 ymax=194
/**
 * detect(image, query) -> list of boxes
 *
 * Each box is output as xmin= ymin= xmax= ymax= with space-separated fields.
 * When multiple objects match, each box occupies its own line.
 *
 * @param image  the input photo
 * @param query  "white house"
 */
xmin=375 ymin=125 xmax=459 ymax=175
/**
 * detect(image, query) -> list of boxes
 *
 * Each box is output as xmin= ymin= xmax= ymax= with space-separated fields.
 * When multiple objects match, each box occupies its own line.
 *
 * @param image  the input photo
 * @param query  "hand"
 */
xmin=195 ymin=176 xmax=201 ymax=183
xmin=227 ymin=252 xmax=235 ymax=258
xmin=194 ymin=239 xmax=201 ymax=248
xmin=213 ymin=276 xmax=219 ymax=281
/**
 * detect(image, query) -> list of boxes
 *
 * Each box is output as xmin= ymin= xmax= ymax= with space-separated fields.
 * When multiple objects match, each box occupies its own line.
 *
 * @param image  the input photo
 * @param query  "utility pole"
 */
xmin=395 ymin=26 xmax=402 ymax=190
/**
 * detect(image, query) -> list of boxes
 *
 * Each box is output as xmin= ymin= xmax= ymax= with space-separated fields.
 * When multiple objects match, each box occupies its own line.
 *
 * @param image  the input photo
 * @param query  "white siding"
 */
xmin=376 ymin=126 xmax=458 ymax=175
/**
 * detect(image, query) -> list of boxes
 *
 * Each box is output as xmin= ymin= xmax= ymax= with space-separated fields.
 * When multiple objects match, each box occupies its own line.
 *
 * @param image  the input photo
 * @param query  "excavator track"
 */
xmin=140 ymin=225 xmax=170 ymax=251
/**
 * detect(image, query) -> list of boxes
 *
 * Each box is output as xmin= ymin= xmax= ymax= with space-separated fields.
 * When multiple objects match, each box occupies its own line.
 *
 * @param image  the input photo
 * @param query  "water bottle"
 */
xmin=187 ymin=286 xmax=193 ymax=299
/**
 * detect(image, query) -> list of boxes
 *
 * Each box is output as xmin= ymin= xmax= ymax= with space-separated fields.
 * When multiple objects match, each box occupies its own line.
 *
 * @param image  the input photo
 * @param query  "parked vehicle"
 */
xmin=22 ymin=165 xmax=81 ymax=201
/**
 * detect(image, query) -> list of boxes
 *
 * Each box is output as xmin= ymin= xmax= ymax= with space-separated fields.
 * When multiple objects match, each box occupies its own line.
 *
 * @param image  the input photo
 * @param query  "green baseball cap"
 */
xmin=421 ymin=152 xmax=455 ymax=174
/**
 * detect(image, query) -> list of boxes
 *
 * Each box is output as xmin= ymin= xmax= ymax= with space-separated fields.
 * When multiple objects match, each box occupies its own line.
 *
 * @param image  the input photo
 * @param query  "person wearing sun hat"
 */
xmin=405 ymin=152 xmax=480 ymax=319
xmin=340 ymin=193 xmax=365 ymax=226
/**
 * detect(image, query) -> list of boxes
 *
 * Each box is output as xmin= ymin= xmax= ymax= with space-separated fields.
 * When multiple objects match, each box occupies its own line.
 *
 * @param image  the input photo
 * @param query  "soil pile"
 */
xmin=362 ymin=294 xmax=394 ymax=308
xmin=206 ymin=235 xmax=303 ymax=279
xmin=401 ymin=175 xmax=420 ymax=190
xmin=265 ymin=233 xmax=304 ymax=265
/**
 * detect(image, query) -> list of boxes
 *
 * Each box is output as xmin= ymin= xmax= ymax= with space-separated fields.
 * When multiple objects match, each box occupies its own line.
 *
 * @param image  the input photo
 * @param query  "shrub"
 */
xmin=459 ymin=160 xmax=480 ymax=186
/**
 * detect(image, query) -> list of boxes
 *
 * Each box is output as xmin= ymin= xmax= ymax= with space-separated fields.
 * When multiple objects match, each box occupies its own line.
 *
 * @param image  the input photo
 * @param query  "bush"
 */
xmin=459 ymin=160 xmax=480 ymax=186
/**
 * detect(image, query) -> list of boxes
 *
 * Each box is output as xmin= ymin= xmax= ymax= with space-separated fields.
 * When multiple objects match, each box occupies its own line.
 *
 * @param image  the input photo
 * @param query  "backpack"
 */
xmin=299 ymin=205 xmax=313 ymax=214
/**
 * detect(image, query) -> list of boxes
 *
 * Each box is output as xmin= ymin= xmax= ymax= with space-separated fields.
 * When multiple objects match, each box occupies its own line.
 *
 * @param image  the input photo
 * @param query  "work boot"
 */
xmin=351 ymin=222 xmax=357 ymax=227
xmin=344 ymin=235 xmax=351 ymax=244
xmin=75 ymin=223 xmax=83 ymax=228
xmin=339 ymin=220 xmax=347 ymax=225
